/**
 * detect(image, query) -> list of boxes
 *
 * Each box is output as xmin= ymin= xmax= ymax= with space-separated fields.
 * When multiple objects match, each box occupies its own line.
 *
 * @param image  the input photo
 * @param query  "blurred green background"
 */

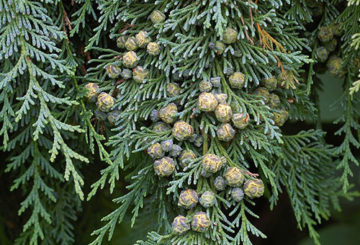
xmin=1 ymin=73 xmax=359 ymax=244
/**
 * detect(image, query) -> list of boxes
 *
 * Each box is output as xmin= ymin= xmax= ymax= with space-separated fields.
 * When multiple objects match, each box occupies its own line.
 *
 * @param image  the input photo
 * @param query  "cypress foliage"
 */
xmin=0 ymin=0 xmax=359 ymax=244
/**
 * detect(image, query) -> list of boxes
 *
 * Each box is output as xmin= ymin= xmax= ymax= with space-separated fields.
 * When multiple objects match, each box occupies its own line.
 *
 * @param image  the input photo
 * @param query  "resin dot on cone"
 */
xmin=224 ymin=167 xmax=245 ymax=187
xmin=172 ymin=121 xmax=194 ymax=141
xmin=178 ymin=189 xmax=198 ymax=209
xmin=179 ymin=150 xmax=196 ymax=168
xmin=202 ymin=153 xmax=223 ymax=173
xmin=231 ymin=187 xmax=244 ymax=202
xmin=199 ymin=191 xmax=216 ymax=208
xmin=191 ymin=212 xmax=211 ymax=232
xmin=159 ymin=103 xmax=178 ymax=124
xmin=172 ymin=215 xmax=190 ymax=234
xmin=154 ymin=157 xmax=175 ymax=177
xmin=243 ymin=179 xmax=265 ymax=198
xmin=215 ymin=104 xmax=233 ymax=123
xmin=216 ymin=123 xmax=236 ymax=142
xmin=97 ymin=92 xmax=115 ymax=112
xmin=229 ymin=72 xmax=245 ymax=89
xmin=147 ymin=143 xmax=164 ymax=159
xmin=84 ymin=83 xmax=99 ymax=100
xmin=198 ymin=92 xmax=218 ymax=112
xmin=232 ymin=113 xmax=249 ymax=129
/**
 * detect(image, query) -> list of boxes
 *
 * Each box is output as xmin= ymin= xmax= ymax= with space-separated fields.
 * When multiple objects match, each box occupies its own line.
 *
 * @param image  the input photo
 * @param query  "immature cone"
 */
xmin=125 ymin=36 xmax=138 ymax=51
xmin=123 ymin=51 xmax=139 ymax=68
xmin=324 ymin=39 xmax=337 ymax=52
xmin=166 ymin=83 xmax=181 ymax=97
xmin=198 ymin=92 xmax=218 ymax=112
xmin=150 ymin=109 xmax=159 ymax=122
xmin=231 ymin=187 xmax=244 ymax=202
xmin=210 ymin=77 xmax=221 ymax=87
xmin=199 ymin=191 xmax=216 ymax=208
xmin=229 ymin=72 xmax=245 ymax=89
xmin=179 ymin=150 xmax=196 ymax=168
xmin=199 ymin=80 xmax=213 ymax=92
xmin=243 ymin=179 xmax=265 ymax=198
xmin=262 ymin=77 xmax=278 ymax=91
xmin=232 ymin=113 xmax=249 ymax=129
xmin=147 ymin=42 xmax=160 ymax=55
xmin=170 ymin=144 xmax=182 ymax=157
xmin=316 ymin=46 xmax=329 ymax=63
xmin=107 ymin=110 xmax=120 ymax=125
xmin=135 ymin=31 xmax=150 ymax=47
xmin=214 ymin=93 xmax=228 ymax=104
xmin=330 ymin=23 xmax=342 ymax=36
xmin=172 ymin=215 xmax=190 ymax=234
xmin=84 ymin=83 xmax=99 ymax=100
xmin=147 ymin=143 xmax=164 ymax=159
xmin=133 ymin=66 xmax=149 ymax=83
xmin=106 ymin=65 xmax=121 ymax=79
xmin=191 ymin=212 xmax=211 ymax=232
xmin=150 ymin=10 xmax=165 ymax=24
xmin=202 ymin=154 xmax=225 ymax=173
xmin=214 ymin=176 xmax=226 ymax=191
xmin=121 ymin=69 xmax=132 ymax=80
xmin=327 ymin=56 xmax=345 ymax=77
xmin=178 ymin=189 xmax=198 ymax=209
xmin=159 ymin=103 xmax=178 ymax=124
xmin=273 ymin=109 xmax=289 ymax=127
xmin=97 ymin=92 xmax=115 ymax=112
xmin=254 ymin=87 xmax=271 ymax=103
xmin=215 ymin=104 xmax=233 ymax=123
xmin=160 ymin=139 xmax=173 ymax=152
xmin=224 ymin=167 xmax=245 ymax=187
xmin=153 ymin=122 xmax=171 ymax=133
xmin=172 ymin=121 xmax=194 ymax=141
xmin=217 ymin=123 xmax=236 ymax=142
xmin=269 ymin=94 xmax=281 ymax=108
xmin=154 ymin=157 xmax=175 ymax=177
xmin=215 ymin=41 xmax=225 ymax=55
xmin=223 ymin=27 xmax=238 ymax=44
xmin=116 ymin=36 xmax=128 ymax=49
xmin=318 ymin=26 xmax=333 ymax=43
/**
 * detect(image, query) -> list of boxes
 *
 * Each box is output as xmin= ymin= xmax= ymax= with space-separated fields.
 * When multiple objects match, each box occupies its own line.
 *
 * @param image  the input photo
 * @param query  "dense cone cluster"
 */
xmin=315 ymin=23 xmax=345 ymax=77
xmin=90 ymin=5 xmax=302 ymax=242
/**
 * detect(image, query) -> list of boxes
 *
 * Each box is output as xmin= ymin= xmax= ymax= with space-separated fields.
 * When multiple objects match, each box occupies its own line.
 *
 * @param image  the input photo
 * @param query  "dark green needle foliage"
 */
xmin=0 ymin=0 xmax=359 ymax=245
